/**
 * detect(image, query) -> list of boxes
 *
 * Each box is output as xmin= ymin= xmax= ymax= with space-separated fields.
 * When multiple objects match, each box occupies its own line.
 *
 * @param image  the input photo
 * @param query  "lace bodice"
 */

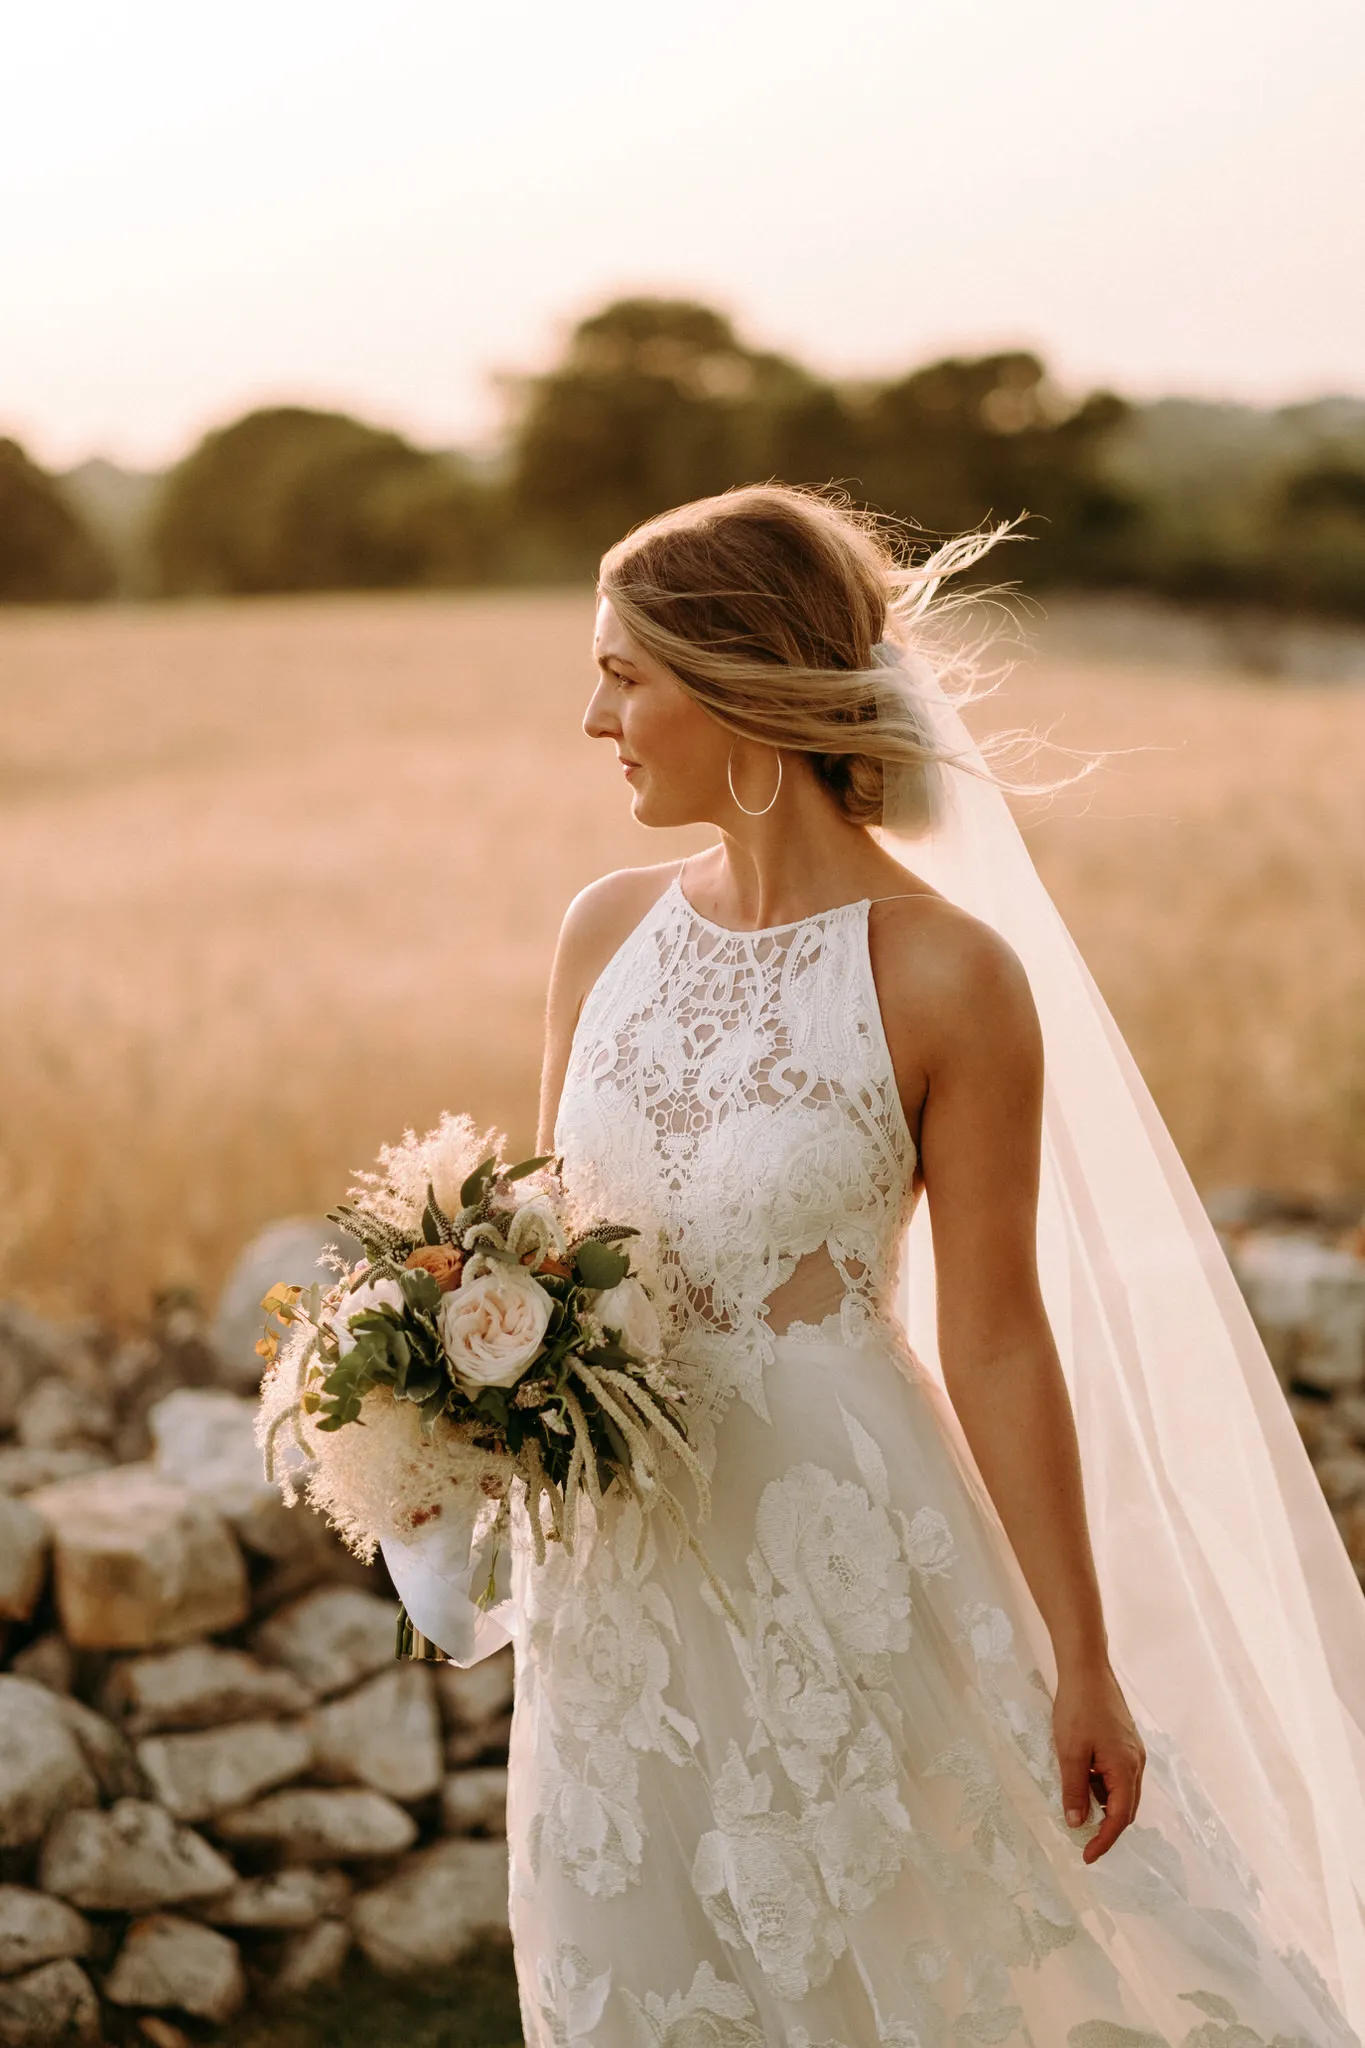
xmin=554 ymin=868 xmax=919 ymax=1448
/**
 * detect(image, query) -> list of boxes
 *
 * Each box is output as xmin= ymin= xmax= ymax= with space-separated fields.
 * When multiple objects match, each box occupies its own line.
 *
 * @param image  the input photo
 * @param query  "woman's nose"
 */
xmin=582 ymin=682 xmax=619 ymax=740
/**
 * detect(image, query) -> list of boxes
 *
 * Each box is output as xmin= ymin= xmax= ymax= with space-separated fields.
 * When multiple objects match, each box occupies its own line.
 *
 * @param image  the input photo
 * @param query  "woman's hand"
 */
xmin=1053 ymin=1662 xmax=1146 ymax=1863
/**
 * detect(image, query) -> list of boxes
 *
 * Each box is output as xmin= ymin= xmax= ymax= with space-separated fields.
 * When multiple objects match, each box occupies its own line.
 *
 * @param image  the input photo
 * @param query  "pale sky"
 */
xmin=4 ymin=0 xmax=1363 ymax=471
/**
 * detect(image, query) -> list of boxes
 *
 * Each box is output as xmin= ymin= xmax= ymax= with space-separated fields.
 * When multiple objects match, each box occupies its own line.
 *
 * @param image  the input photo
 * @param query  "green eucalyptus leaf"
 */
xmin=573 ymin=1240 xmax=629 ymax=1291
xmin=459 ymin=1156 xmax=498 ymax=1208
xmin=504 ymin=1154 xmax=554 ymax=1183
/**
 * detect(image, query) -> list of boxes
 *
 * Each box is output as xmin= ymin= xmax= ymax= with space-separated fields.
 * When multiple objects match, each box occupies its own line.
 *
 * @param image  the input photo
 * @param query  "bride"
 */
xmin=399 ymin=485 xmax=1365 ymax=2044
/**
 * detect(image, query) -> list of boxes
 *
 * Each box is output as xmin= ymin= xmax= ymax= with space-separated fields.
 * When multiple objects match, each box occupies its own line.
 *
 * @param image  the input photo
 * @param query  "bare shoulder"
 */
xmin=551 ymin=860 xmax=683 ymax=1004
xmin=868 ymin=890 xmax=1041 ymax=1075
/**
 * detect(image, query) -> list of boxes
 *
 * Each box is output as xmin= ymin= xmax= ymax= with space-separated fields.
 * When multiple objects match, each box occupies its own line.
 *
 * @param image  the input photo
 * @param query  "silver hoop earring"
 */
xmin=727 ymin=743 xmax=783 ymax=817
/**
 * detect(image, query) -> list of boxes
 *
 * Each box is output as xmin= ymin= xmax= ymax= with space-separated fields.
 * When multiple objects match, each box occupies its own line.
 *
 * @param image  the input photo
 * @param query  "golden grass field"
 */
xmin=2 ymin=588 xmax=1363 ymax=1330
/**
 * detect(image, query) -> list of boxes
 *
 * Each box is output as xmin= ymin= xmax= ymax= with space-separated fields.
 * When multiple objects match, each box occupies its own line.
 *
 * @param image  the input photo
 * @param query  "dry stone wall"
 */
xmin=0 ymin=1295 xmax=514 ymax=2044
xmin=0 ymin=1197 xmax=1362 ymax=2042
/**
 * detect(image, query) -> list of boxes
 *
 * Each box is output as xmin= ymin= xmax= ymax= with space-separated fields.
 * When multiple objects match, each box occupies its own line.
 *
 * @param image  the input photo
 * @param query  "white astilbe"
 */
xmin=346 ymin=1111 xmax=507 ymax=1234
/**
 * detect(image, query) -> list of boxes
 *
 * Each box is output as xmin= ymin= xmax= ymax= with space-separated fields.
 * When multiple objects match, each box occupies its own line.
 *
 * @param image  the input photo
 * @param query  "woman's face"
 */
xmin=585 ymin=596 xmax=730 ymax=827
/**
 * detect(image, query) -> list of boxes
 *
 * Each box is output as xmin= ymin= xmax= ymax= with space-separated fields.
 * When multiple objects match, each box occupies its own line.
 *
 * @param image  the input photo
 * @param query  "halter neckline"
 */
xmin=671 ymin=860 xmax=921 ymax=941
xmin=670 ymin=870 xmax=869 ymax=941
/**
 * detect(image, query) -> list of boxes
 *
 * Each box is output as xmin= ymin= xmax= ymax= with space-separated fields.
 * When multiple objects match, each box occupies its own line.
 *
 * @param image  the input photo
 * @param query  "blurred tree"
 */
xmin=0 ymin=438 xmax=114 ymax=602
xmin=506 ymin=297 xmax=853 ymax=572
xmin=1272 ymin=462 xmax=1365 ymax=615
xmin=852 ymin=352 xmax=1138 ymax=584
xmin=150 ymin=408 xmax=504 ymax=595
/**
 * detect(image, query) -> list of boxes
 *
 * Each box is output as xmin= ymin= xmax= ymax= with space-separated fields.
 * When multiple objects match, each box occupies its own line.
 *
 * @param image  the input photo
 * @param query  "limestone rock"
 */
xmin=103 ymin=1642 xmax=314 ymax=1735
xmin=0 ymin=1959 xmax=100 ymax=2045
xmin=0 ymin=1498 xmax=47 ymax=1623
xmin=1234 ymin=1234 xmax=1365 ymax=1390
xmin=1301 ymin=1263 xmax=1365 ymax=1393
xmin=1317 ymin=1447 xmax=1365 ymax=1511
xmin=5 ymin=1638 xmax=73 ymax=1697
xmin=434 ymin=1650 xmax=514 ymax=1729
xmin=441 ymin=1766 xmax=508 ymax=1837
xmin=215 ymin=1788 xmax=417 ymax=1862
xmin=137 ymin=1719 xmax=314 ymax=1822
xmin=104 ymin=1915 xmax=245 ymax=2022
xmin=40 ymin=1800 xmax=236 ymax=1912
xmin=0 ymin=1889 xmax=89 ymax=1978
xmin=201 ymin=1867 xmax=351 ymax=1930
xmin=253 ymin=1587 xmax=398 ymax=1697
xmin=0 ymin=1449 xmax=109 ymax=1497
xmin=213 ymin=1217 xmax=363 ymax=1394
xmin=0 ymin=1306 xmax=98 ymax=1419
xmin=351 ymin=1838 xmax=510 ymax=1974
xmin=0 ymin=1679 xmax=97 ymax=1851
xmin=310 ymin=1666 xmax=442 ymax=1803
xmin=23 ymin=1464 xmax=249 ymax=1649
xmin=136 ymin=2019 xmax=191 ymax=2048
xmin=445 ymin=1714 xmax=513 ymax=1769
xmin=50 ymin=1696 xmax=143 ymax=1802
xmin=271 ymin=1919 xmax=350 ymax=1998
xmin=147 ymin=1389 xmax=301 ymax=1558
xmin=15 ymin=1380 xmax=112 ymax=1454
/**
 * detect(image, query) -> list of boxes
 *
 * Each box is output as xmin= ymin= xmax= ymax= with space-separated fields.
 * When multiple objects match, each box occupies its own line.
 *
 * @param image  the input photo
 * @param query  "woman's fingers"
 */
xmin=1059 ymin=1743 xmax=1097 ymax=1831
xmin=1079 ymin=1751 xmax=1144 ymax=1863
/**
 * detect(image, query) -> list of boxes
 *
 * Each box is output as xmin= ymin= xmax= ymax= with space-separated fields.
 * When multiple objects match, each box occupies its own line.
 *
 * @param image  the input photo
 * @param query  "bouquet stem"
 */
xmin=394 ymin=1601 xmax=447 ymax=1663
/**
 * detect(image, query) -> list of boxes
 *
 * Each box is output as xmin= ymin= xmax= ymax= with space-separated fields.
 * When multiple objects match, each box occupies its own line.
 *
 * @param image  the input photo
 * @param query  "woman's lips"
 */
xmin=620 ymin=759 xmax=640 ymax=779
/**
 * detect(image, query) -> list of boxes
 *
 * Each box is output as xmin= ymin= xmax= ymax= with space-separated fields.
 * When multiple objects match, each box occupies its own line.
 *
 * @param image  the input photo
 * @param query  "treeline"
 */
xmin=8 ymin=296 xmax=1365 ymax=616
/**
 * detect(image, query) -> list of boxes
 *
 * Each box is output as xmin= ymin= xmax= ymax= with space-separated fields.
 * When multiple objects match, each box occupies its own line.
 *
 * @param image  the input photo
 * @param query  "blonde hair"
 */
xmin=597 ymin=483 xmax=1032 ymax=830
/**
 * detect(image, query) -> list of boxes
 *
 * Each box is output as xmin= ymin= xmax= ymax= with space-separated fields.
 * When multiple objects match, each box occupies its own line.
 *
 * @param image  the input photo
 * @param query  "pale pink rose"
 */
xmin=439 ymin=1265 xmax=551 ymax=1389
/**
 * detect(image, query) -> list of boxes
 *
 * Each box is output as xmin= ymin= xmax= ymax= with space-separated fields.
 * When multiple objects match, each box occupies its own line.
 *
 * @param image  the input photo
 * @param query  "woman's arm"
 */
xmin=879 ymin=900 xmax=1146 ymax=1862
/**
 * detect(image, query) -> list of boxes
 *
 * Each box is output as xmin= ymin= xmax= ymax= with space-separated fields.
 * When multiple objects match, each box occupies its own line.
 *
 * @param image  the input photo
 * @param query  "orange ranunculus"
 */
xmin=404 ymin=1245 xmax=465 ymax=1293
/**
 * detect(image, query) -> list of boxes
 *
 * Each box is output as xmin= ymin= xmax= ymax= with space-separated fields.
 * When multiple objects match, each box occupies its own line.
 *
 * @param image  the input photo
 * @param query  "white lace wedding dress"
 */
xmin=505 ymin=869 xmax=1359 ymax=2048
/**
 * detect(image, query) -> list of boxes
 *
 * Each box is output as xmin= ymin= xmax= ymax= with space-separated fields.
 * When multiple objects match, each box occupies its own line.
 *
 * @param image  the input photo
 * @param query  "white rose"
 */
xmin=594 ymin=1275 xmax=662 ymax=1360
xmin=440 ymin=1265 xmax=551 ymax=1390
xmin=325 ymin=1273 xmax=405 ymax=1355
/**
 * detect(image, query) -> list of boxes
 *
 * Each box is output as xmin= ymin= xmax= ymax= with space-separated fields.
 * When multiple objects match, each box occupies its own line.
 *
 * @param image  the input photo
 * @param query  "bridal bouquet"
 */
xmin=254 ymin=1113 xmax=703 ymax=1659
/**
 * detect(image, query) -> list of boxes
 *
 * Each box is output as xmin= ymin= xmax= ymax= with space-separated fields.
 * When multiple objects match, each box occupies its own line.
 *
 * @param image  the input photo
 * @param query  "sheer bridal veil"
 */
xmin=873 ymin=636 xmax=1365 ymax=2031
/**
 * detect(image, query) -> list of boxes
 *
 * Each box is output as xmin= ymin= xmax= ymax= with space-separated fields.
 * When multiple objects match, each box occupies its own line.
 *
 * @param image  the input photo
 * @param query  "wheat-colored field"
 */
xmin=1 ymin=589 xmax=1362 ymax=1329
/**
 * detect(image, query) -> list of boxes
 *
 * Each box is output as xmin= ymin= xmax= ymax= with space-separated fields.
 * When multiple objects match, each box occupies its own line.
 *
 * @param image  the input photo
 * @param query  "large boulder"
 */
xmin=0 ymin=1889 xmax=90 ymax=1977
xmin=23 ymin=1464 xmax=249 ymax=1649
xmin=201 ymin=1867 xmax=351 ymax=1930
xmin=214 ymin=1788 xmax=417 ymax=1862
xmin=0 ymin=1680 xmax=97 ymax=1851
xmin=310 ymin=1666 xmax=443 ymax=1803
xmin=0 ymin=1959 xmax=100 ymax=2045
xmin=102 ymin=1642 xmax=313 ymax=1735
xmin=213 ymin=1218 xmax=363 ymax=1394
xmin=351 ymin=1838 xmax=510 ymax=1974
xmin=0 ymin=1497 xmax=47 ymax=1622
xmin=253 ymin=1587 xmax=398 ymax=1697
xmin=40 ymin=1800 xmax=235 ymax=1912
xmin=137 ymin=1719 xmax=314 ymax=1823
xmin=104 ymin=1915 xmax=245 ymax=2023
